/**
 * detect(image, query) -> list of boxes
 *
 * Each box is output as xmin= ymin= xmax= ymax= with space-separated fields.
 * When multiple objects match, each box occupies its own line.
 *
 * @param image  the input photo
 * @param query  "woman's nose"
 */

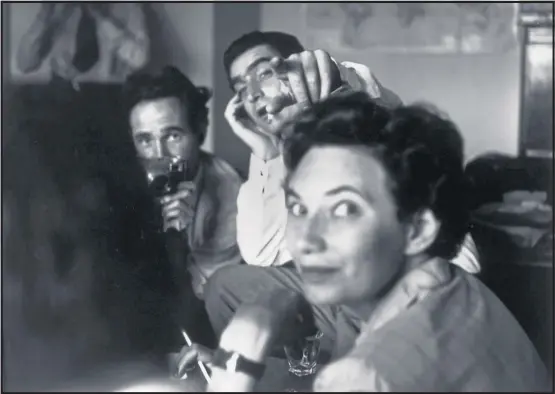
xmin=296 ymin=217 xmax=327 ymax=255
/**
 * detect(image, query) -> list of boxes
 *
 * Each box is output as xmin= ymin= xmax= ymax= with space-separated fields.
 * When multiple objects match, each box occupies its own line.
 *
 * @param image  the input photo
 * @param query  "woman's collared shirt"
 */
xmin=315 ymin=259 xmax=552 ymax=392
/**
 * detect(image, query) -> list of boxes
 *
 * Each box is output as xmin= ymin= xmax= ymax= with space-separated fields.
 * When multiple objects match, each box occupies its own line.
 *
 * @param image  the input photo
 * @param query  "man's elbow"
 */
xmin=237 ymin=237 xmax=262 ymax=266
xmin=236 ymin=236 xmax=278 ymax=267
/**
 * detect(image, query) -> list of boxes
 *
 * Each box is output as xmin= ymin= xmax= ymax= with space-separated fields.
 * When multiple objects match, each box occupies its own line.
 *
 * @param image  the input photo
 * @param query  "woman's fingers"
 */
xmin=175 ymin=344 xmax=213 ymax=378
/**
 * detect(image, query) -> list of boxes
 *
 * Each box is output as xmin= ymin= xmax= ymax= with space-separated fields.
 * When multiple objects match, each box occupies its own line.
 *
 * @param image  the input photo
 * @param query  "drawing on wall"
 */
xmin=12 ymin=3 xmax=150 ymax=85
xmin=303 ymin=2 xmax=518 ymax=54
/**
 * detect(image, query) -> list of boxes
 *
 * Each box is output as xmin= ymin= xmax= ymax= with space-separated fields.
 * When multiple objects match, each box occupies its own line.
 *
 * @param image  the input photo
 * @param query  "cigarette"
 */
xmin=180 ymin=329 xmax=212 ymax=383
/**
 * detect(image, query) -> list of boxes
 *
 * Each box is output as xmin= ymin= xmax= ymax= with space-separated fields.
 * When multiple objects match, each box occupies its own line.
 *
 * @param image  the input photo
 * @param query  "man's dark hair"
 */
xmin=122 ymin=66 xmax=211 ymax=144
xmin=223 ymin=31 xmax=305 ymax=80
xmin=282 ymin=91 xmax=469 ymax=260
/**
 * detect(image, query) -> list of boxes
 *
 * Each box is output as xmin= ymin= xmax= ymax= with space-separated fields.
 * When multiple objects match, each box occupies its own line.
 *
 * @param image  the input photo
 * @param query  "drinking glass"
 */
xmin=243 ymin=61 xmax=296 ymax=110
xmin=283 ymin=331 xmax=323 ymax=377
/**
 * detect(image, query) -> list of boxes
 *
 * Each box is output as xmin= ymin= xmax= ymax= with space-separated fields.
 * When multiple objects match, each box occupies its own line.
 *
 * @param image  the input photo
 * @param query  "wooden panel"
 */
xmin=482 ymin=262 xmax=553 ymax=376
xmin=519 ymin=26 xmax=553 ymax=158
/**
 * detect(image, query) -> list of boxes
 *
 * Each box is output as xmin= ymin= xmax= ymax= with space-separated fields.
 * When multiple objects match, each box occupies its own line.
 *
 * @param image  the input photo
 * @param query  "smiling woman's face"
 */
xmin=285 ymin=146 xmax=408 ymax=306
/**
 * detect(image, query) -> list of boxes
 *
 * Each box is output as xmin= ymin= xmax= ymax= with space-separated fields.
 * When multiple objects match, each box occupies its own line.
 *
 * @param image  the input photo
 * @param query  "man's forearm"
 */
xmin=208 ymin=319 xmax=274 ymax=392
xmin=336 ymin=60 xmax=403 ymax=109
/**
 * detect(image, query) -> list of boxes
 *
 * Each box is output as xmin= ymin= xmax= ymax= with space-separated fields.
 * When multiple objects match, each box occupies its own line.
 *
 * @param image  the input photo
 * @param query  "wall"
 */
xmin=6 ymin=2 xmax=215 ymax=152
xmin=212 ymin=3 xmax=261 ymax=177
xmin=262 ymin=3 xmax=521 ymax=161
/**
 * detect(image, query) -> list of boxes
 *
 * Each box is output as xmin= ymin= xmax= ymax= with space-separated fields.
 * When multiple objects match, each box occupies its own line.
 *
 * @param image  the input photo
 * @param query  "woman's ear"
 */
xmin=404 ymin=209 xmax=441 ymax=256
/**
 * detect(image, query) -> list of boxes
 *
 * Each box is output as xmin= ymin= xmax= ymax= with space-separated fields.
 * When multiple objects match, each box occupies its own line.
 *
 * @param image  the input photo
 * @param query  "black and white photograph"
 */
xmin=1 ymin=1 xmax=553 ymax=392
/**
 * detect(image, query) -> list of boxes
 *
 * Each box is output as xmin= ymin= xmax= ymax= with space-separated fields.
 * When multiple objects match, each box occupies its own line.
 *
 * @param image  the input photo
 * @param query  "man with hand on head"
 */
xmin=204 ymin=30 xmax=481 ymax=358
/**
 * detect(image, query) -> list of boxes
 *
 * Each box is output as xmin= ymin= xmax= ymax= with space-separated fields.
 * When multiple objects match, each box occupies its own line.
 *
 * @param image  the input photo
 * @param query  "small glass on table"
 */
xmin=283 ymin=330 xmax=323 ymax=377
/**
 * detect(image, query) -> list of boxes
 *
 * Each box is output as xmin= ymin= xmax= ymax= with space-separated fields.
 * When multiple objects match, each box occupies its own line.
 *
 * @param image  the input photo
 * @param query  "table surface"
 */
xmin=171 ymin=357 xmax=317 ymax=392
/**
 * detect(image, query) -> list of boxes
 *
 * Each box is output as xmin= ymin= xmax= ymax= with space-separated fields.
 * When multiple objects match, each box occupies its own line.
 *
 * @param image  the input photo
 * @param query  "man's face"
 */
xmin=229 ymin=44 xmax=293 ymax=136
xmin=129 ymin=97 xmax=200 ymax=174
xmin=285 ymin=146 xmax=408 ymax=307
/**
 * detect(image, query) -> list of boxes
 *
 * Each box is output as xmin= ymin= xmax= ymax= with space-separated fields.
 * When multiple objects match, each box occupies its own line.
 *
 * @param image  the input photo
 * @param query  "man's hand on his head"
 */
xmin=159 ymin=182 xmax=196 ymax=232
xmin=224 ymin=94 xmax=280 ymax=161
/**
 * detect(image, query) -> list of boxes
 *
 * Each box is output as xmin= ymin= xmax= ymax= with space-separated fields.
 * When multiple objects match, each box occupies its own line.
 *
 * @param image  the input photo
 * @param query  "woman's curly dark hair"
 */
xmin=282 ymin=91 xmax=469 ymax=260
xmin=122 ymin=66 xmax=212 ymax=144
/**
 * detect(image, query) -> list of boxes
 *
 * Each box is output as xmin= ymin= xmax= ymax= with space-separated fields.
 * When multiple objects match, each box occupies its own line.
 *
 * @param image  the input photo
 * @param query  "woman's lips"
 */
xmin=299 ymin=266 xmax=340 ymax=284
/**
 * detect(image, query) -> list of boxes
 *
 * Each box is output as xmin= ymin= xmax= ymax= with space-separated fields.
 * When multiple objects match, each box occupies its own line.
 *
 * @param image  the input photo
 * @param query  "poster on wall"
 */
xmin=10 ymin=3 xmax=150 ymax=85
xmin=303 ymin=2 xmax=518 ymax=55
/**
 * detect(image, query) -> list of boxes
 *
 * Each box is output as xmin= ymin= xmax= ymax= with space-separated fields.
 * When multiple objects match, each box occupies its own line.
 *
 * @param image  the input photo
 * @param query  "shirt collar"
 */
xmin=363 ymin=258 xmax=453 ymax=332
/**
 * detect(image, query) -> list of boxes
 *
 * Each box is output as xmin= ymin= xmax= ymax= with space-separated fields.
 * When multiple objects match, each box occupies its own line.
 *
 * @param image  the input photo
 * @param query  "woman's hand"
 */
xmin=172 ymin=343 xmax=214 ymax=379
xmin=205 ymin=290 xmax=317 ymax=392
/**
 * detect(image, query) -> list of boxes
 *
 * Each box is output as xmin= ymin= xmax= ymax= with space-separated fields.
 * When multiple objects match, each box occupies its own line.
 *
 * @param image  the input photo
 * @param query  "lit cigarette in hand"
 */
xmin=180 ymin=329 xmax=211 ymax=383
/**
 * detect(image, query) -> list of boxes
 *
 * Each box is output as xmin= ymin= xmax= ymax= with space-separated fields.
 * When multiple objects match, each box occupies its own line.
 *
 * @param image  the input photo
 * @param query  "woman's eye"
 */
xmin=288 ymin=202 xmax=306 ymax=217
xmin=332 ymin=202 xmax=359 ymax=218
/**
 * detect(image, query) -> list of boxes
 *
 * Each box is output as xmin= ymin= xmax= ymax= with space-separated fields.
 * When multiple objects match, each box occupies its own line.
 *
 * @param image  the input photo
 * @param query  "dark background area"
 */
xmin=2 ymin=81 xmax=182 ymax=364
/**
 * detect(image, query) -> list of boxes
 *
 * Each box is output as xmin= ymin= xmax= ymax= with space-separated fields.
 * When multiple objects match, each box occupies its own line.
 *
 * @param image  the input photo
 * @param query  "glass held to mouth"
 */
xmin=242 ymin=62 xmax=296 ymax=111
xmin=143 ymin=156 xmax=189 ymax=198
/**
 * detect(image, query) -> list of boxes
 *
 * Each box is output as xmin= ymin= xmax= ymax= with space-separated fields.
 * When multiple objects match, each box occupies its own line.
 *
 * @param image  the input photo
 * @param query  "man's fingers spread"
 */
xmin=300 ymin=51 xmax=320 ymax=103
xmin=286 ymin=53 xmax=311 ymax=106
xmin=314 ymin=49 xmax=334 ymax=99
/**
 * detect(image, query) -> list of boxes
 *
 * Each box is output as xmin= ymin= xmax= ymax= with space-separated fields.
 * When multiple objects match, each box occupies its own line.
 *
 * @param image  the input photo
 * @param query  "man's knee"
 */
xmin=204 ymin=264 xmax=256 ymax=317
xmin=204 ymin=264 xmax=268 ymax=335
xmin=204 ymin=265 xmax=234 ymax=306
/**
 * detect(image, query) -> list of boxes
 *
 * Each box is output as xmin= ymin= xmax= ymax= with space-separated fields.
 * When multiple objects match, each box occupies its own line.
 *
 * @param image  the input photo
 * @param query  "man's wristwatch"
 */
xmin=211 ymin=348 xmax=266 ymax=380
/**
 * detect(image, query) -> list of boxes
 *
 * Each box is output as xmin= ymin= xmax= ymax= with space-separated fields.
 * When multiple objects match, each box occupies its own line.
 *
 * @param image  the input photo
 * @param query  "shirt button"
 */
xmin=260 ymin=171 xmax=264 ymax=176
xmin=262 ymin=188 xmax=265 ymax=194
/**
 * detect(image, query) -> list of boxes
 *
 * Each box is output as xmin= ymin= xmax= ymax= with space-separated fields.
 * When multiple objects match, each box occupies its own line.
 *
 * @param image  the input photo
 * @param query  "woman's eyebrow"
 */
xmin=324 ymin=185 xmax=364 ymax=197
xmin=282 ymin=184 xmax=300 ymax=198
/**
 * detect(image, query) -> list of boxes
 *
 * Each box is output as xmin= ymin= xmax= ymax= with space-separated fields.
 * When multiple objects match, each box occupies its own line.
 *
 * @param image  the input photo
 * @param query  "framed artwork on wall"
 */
xmin=8 ymin=3 xmax=150 ymax=85
xmin=303 ymin=2 xmax=518 ymax=55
